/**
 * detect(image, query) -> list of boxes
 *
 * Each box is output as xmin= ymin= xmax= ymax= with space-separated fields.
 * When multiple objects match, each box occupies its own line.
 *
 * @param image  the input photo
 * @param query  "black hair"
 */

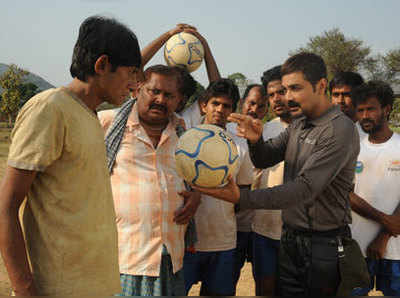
xmin=70 ymin=15 xmax=141 ymax=81
xmin=144 ymin=64 xmax=192 ymax=100
xmin=202 ymin=78 xmax=240 ymax=111
xmin=175 ymin=67 xmax=197 ymax=100
xmin=242 ymin=84 xmax=266 ymax=100
xmin=281 ymin=52 xmax=327 ymax=90
xmin=351 ymin=80 xmax=394 ymax=110
xmin=261 ymin=65 xmax=281 ymax=90
xmin=329 ymin=71 xmax=364 ymax=93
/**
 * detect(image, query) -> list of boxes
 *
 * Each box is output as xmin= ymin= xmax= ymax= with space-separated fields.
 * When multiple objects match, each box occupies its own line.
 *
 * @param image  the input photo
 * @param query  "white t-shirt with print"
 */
xmin=351 ymin=133 xmax=400 ymax=259
xmin=194 ymin=132 xmax=254 ymax=251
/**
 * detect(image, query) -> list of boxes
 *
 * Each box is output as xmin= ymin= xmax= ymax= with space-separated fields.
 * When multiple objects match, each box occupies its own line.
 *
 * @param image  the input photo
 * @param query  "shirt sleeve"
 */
xmin=97 ymin=109 xmax=116 ymax=134
xmin=248 ymin=126 xmax=289 ymax=169
xmin=239 ymin=123 xmax=359 ymax=210
xmin=236 ymin=147 xmax=254 ymax=186
xmin=8 ymin=99 xmax=65 ymax=172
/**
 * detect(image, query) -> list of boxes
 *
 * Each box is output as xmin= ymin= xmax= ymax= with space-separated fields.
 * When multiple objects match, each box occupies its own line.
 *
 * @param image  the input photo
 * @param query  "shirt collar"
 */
xmin=300 ymin=105 xmax=341 ymax=128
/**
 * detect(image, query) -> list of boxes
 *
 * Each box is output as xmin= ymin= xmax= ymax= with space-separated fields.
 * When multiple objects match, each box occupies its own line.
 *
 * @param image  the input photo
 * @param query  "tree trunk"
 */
xmin=8 ymin=114 xmax=12 ymax=128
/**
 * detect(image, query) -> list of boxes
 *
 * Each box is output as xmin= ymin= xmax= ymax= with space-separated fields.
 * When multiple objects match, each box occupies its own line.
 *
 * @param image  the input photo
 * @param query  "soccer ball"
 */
xmin=175 ymin=124 xmax=239 ymax=188
xmin=164 ymin=32 xmax=204 ymax=73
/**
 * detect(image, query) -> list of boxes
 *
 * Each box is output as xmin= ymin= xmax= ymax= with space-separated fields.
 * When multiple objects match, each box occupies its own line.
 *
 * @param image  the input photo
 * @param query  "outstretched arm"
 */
xmin=141 ymin=24 xmax=196 ymax=67
xmin=0 ymin=166 xmax=38 ymax=295
xmin=184 ymin=28 xmax=220 ymax=83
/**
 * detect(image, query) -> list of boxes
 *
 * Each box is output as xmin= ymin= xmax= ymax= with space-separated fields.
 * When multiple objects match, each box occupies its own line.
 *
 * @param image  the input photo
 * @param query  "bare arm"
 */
xmin=141 ymin=24 xmax=195 ymax=67
xmin=350 ymin=192 xmax=400 ymax=236
xmin=0 ymin=166 xmax=37 ymax=295
xmin=185 ymin=29 xmax=220 ymax=83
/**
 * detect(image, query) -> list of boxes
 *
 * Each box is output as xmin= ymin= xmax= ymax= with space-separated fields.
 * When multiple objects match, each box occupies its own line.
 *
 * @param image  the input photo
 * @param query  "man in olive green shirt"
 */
xmin=0 ymin=16 xmax=141 ymax=296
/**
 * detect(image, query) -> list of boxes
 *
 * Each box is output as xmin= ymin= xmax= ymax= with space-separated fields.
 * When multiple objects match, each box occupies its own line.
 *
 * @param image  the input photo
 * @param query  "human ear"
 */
xmin=317 ymin=78 xmax=328 ymax=95
xmin=94 ymin=55 xmax=110 ymax=75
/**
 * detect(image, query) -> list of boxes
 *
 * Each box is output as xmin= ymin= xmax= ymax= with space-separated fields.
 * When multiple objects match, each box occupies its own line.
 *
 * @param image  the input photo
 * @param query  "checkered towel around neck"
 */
xmin=104 ymin=98 xmax=197 ymax=248
xmin=105 ymin=98 xmax=136 ymax=173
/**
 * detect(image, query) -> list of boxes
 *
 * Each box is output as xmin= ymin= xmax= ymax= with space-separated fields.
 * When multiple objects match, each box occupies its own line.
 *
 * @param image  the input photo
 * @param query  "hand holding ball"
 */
xmin=164 ymin=32 xmax=204 ymax=73
xmin=175 ymin=124 xmax=239 ymax=187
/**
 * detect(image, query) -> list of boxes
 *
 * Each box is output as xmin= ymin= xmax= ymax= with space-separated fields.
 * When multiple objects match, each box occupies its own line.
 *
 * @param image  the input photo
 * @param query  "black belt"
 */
xmin=283 ymin=224 xmax=350 ymax=238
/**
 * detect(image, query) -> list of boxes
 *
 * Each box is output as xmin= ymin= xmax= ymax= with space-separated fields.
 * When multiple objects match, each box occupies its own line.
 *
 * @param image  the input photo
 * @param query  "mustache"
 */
xmin=287 ymin=100 xmax=301 ymax=108
xmin=149 ymin=103 xmax=167 ymax=112
xmin=360 ymin=119 xmax=374 ymax=125
xmin=246 ymin=111 xmax=258 ymax=119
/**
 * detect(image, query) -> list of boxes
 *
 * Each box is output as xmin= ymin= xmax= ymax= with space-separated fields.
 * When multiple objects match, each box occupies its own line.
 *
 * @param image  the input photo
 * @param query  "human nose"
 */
xmin=155 ymin=93 xmax=168 ymax=104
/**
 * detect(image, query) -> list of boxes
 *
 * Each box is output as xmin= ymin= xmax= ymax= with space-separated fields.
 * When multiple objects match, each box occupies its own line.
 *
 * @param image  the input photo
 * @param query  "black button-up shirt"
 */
xmin=239 ymin=105 xmax=360 ymax=231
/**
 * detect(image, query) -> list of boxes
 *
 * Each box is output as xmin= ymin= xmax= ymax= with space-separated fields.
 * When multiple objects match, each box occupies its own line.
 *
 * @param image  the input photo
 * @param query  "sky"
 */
xmin=1 ymin=0 xmax=399 ymax=88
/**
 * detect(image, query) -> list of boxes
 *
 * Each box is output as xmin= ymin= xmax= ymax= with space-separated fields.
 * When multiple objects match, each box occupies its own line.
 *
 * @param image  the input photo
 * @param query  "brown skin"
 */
xmin=350 ymin=96 xmax=398 ymax=259
xmin=0 ymin=55 xmax=140 ymax=296
xmin=135 ymin=24 xmax=221 ymax=111
xmin=192 ymin=72 xmax=332 ymax=203
xmin=136 ymin=72 xmax=201 ymax=223
xmin=68 ymin=55 xmax=139 ymax=111
xmin=357 ymin=97 xmax=393 ymax=143
xmin=267 ymin=80 xmax=291 ymax=122
xmin=242 ymin=86 xmax=268 ymax=120
xmin=331 ymin=85 xmax=356 ymax=122
xmin=282 ymin=72 xmax=330 ymax=120
xmin=201 ymin=96 xmax=234 ymax=128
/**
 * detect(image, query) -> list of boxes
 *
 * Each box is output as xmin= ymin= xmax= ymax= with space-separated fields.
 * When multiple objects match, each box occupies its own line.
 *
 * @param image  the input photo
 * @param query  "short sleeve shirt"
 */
xmin=8 ymin=87 xmax=120 ymax=295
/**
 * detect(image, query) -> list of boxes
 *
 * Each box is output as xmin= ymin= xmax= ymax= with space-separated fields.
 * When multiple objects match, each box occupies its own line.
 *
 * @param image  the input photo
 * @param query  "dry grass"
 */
xmin=0 ymin=124 xmax=383 ymax=296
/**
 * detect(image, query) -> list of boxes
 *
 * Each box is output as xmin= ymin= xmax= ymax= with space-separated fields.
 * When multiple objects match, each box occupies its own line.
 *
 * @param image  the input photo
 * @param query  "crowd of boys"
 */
xmin=0 ymin=15 xmax=398 ymax=296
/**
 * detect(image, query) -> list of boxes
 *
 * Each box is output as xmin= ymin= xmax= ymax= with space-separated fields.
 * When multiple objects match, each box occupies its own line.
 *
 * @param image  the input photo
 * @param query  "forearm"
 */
xmin=248 ymin=138 xmax=284 ymax=169
xmin=239 ymin=176 xmax=312 ymax=210
xmin=349 ymin=192 xmax=387 ymax=224
xmin=0 ymin=206 xmax=33 ymax=293
xmin=141 ymin=31 xmax=171 ymax=67
xmin=202 ymin=41 xmax=220 ymax=82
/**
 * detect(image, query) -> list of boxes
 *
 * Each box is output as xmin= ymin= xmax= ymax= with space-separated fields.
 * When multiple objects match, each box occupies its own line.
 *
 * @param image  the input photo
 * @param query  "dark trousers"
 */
xmin=278 ymin=225 xmax=350 ymax=296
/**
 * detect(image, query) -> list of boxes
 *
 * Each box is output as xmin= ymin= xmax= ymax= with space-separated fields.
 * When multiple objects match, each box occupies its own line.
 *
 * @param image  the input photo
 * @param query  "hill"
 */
xmin=0 ymin=63 xmax=54 ymax=92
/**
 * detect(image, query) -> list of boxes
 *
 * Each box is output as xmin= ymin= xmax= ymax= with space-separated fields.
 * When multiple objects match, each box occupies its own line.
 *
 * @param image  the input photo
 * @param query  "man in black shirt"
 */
xmin=192 ymin=53 xmax=360 ymax=296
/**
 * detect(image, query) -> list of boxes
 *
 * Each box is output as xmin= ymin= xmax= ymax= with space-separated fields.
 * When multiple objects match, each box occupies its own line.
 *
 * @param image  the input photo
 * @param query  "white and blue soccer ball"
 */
xmin=164 ymin=32 xmax=204 ymax=73
xmin=175 ymin=124 xmax=239 ymax=188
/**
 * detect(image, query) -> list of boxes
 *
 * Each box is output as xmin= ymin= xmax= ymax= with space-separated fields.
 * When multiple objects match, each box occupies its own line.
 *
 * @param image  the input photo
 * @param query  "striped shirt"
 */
xmin=98 ymin=104 xmax=187 ymax=276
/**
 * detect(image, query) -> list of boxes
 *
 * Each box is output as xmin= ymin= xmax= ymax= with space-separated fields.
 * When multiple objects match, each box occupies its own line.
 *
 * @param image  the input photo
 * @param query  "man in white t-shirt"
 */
xmin=183 ymin=79 xmax=253 ymax=296
xmin=349 ymin=81 xmax=400 ymax=296
xmin=330 ymin=71 xmax=367 ymax=140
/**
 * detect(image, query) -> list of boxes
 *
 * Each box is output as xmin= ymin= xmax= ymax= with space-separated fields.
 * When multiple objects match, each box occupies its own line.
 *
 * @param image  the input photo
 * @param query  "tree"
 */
xmin=0 ymin=64 xmax=28 ymax=127
xmin=361 ymin=48 xmax=400 ymax=85
xmin=228 ymin=72 xmax=247 ymax=88
xmin=185 ymin=81 xmax=205 ymax=108
xmin=18 ymin=82 xmax=39 ymax=107
xmin=390 ymin=98 xmax=400 ymax=128
xmin=292 ymin=28 xmax=371 ymax=79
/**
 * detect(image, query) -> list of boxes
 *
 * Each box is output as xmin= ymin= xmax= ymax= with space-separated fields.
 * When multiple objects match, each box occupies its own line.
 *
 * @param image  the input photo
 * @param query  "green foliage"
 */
xmin=292 ymin=28 xmax=370 ymax=79
xmin=390 ymin=98 xmax=400 ymax=127
xmin=228 ymin=72 xmax=247 ymax=87
xmin=18 ymin=82 xmax=39 ymax=107
xmin=185 ymin=81 xmax=205 ymax=108
xmin=0 ymin=64 xmax=28 ymax=126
